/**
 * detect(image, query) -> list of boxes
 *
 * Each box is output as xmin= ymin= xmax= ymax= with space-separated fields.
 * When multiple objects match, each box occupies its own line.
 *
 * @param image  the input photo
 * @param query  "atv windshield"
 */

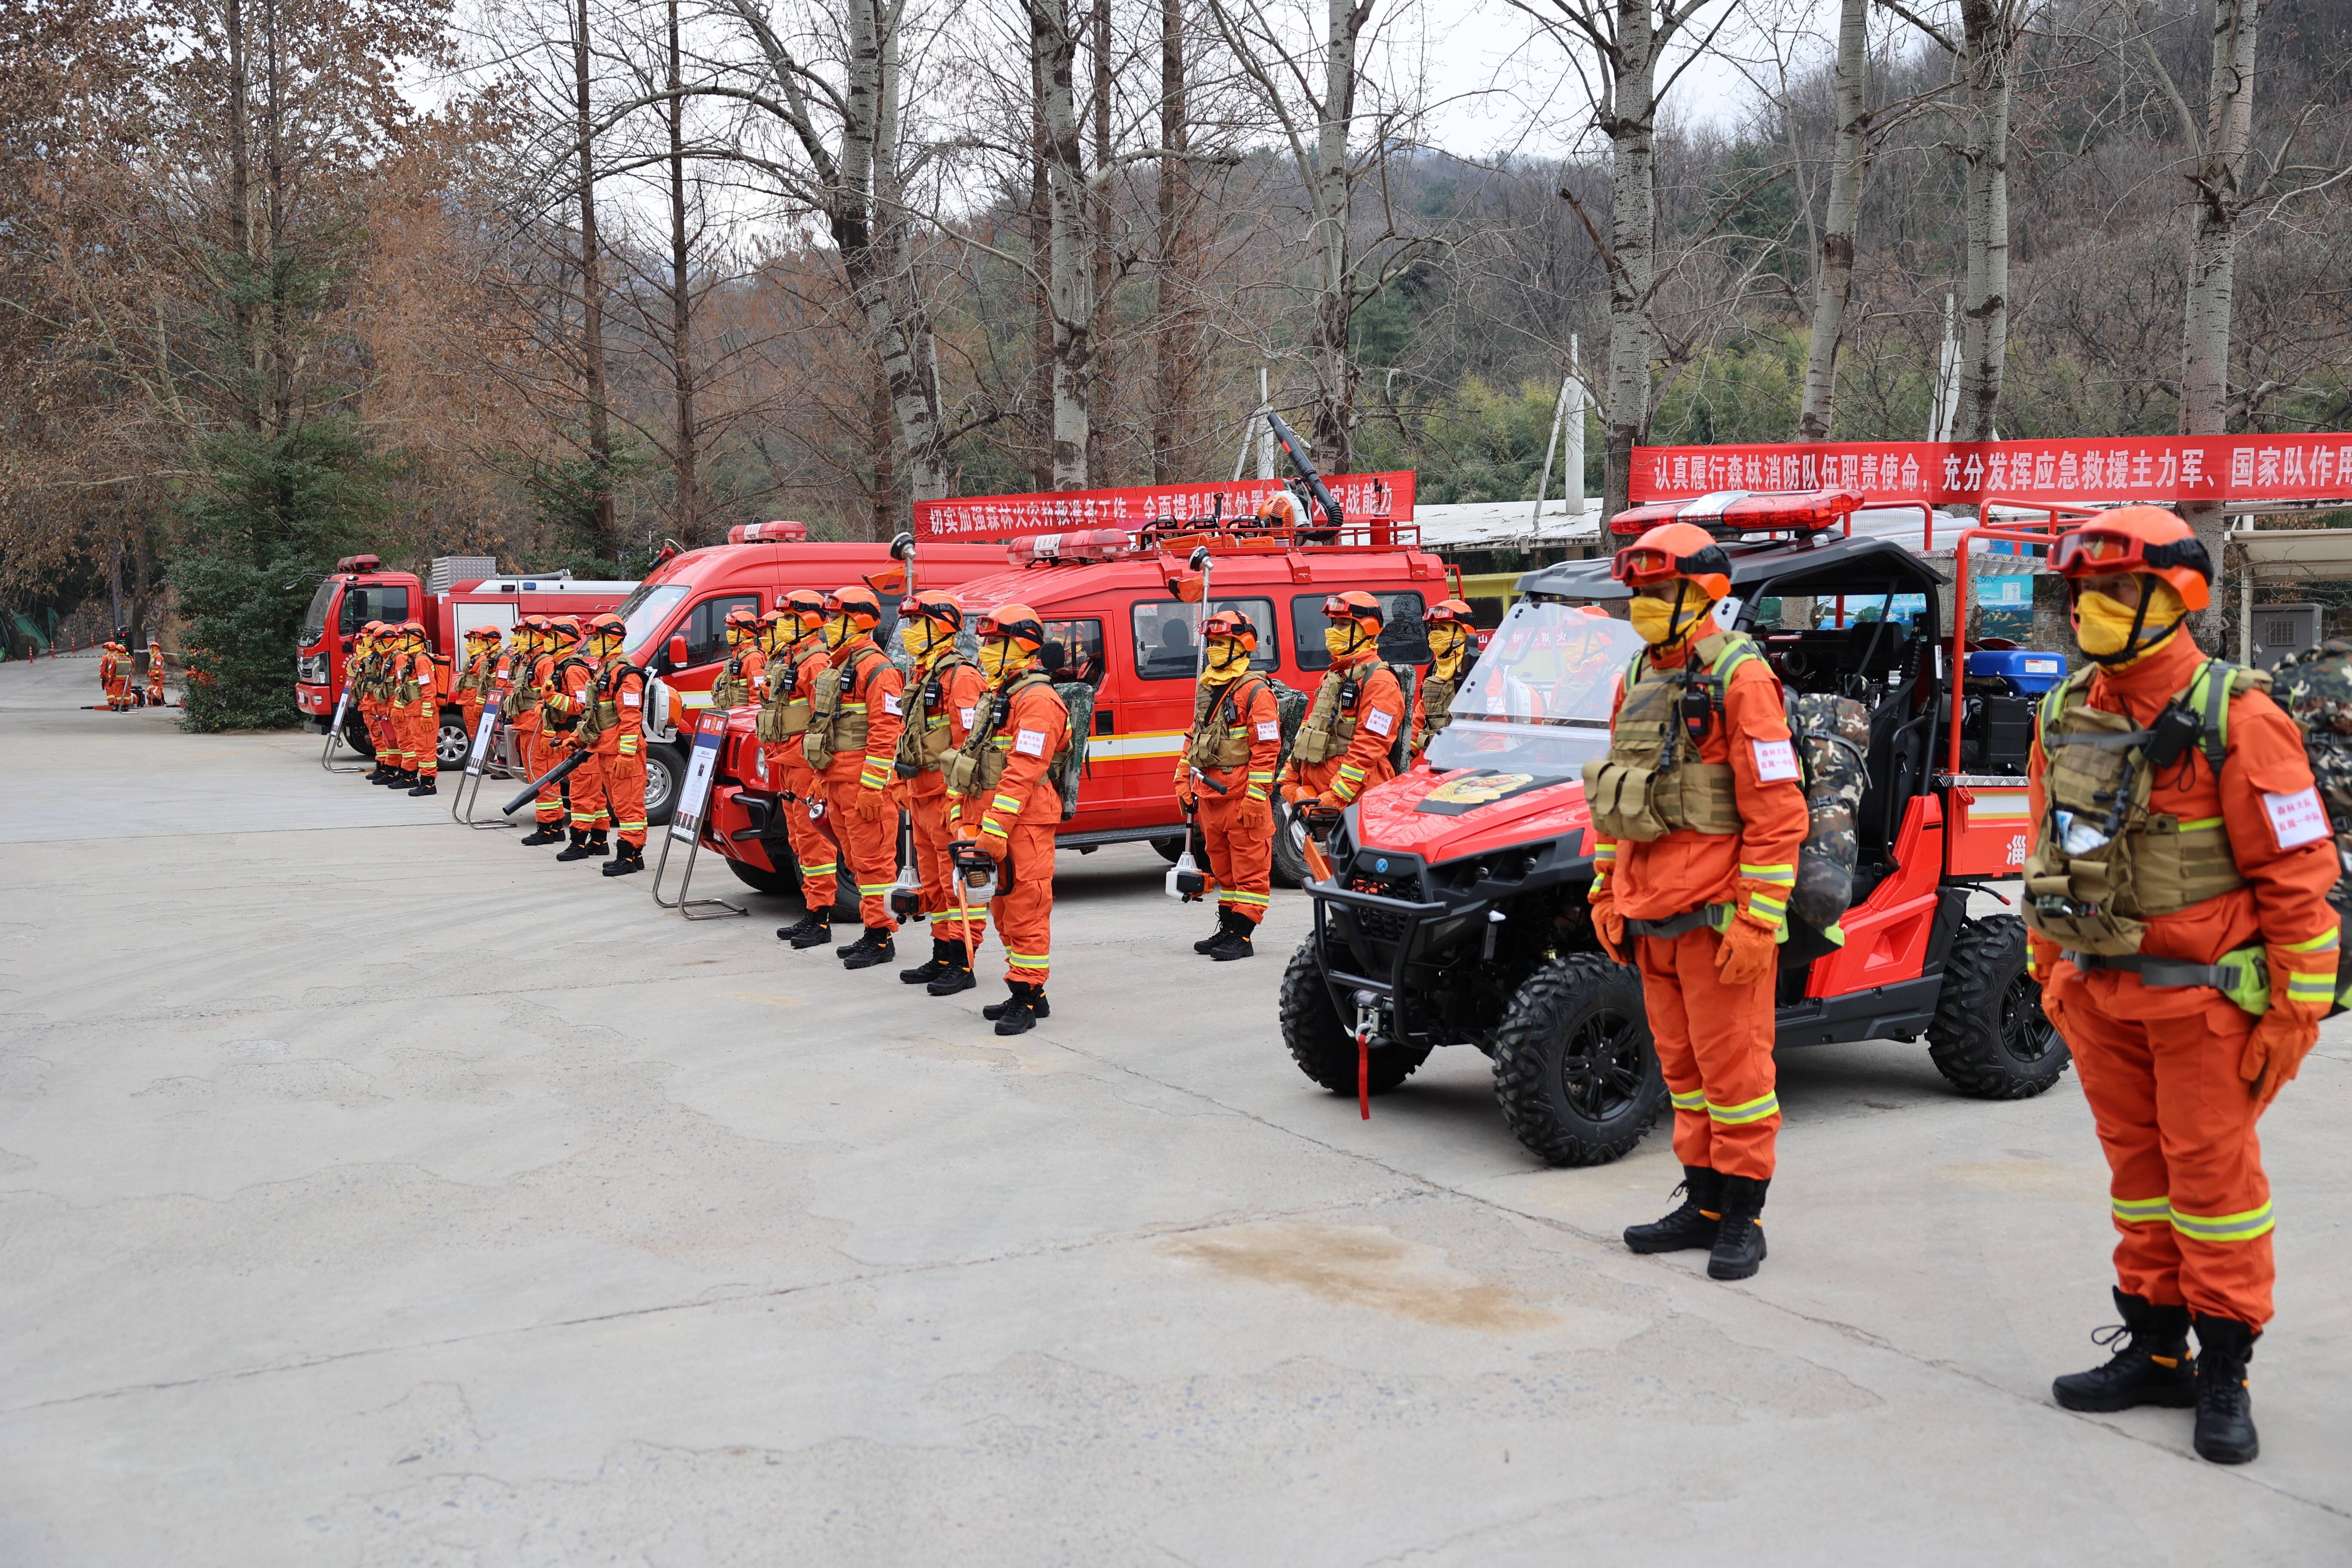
xmin=1422 ymin=598 xmax=1645 ymax=775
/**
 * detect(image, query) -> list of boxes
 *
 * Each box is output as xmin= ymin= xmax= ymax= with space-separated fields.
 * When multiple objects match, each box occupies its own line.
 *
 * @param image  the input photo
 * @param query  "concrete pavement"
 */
xmin=2 ymin=649 xmax=2347 ymax=1564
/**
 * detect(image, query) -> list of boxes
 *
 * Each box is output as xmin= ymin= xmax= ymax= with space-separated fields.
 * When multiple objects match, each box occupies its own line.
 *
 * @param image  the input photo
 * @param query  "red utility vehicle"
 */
xmin=1282 ymin=488 xmax=2069 ymax=1165
xmin=696 ymin=514 xmax=1458 ymax=899
xmin=298 ymin=555 xmax=636 ymax=768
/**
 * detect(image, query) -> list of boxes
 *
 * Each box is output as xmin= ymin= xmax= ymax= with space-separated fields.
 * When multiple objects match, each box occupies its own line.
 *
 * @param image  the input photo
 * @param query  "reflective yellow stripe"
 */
xmin=981 ymin=819 xmax=1010 ymax=839
xmin=2287 ymin=972 xmax=2334 ymax=1003
xmin=858 ymin=882 xmax=896 ymax=896
xmin=1594 ymin=842 xmax=1617 ymax=861
xmin=992 ymin=793 xmax=1021 ymax=812
xmin=1246 ymin=787 xmax=1267 ymax=801
xmin=2171 ymin=1202 xmax=2274 ymax=1243
xmin=1338 ymin=763 xmax=1367 ymax=779
xmin=1669 ymin=1088 xmax=1707 ymax=1112
xmin=2282 ymin=927 xmax=2341 ymax=953
xmin=1707 ymin=1091 xmax=1779 ymax=1125
xmin=2177 ymin=816 xmax=2224 ymax=831
xmin=1331 ymin=780 xmax=1360 ymax=802
xmin=2111 ymin=1194 xmax=2172 ymax=1226
xmin=1227 ymin=890 xmax=1270 ymax=906
xmin=801 ymin=861 xmax=837 ymax=874
xmin=1740 ymin=863 xmax=1796 ymax=885
xmin=1008 ymin=951 xmax=1050 ymax=967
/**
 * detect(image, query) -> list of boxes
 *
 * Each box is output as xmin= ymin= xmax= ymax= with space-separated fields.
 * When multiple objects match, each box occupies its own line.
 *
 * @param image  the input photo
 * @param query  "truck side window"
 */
xmin=1129 ymin=597 xmax=1276 ymax=680
xmin=1291 ymin=590 xmax=1428 ymax=671
xmin=340 ymin=585 xmax=410 ymax=634
xmin=1044 ymin=618 xmax=1105 ymax=687
xmin=684 ymin=595 xmax=760 ymax=664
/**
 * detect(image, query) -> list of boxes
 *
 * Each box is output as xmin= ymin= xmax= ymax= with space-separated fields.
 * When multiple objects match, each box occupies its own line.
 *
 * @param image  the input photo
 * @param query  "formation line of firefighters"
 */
xmin=335 ymin=586 xmax=1473 ymax=1038
xmin=94 ymin=637 xmax=168 ymax=710
xmin=1596 ymin=504 xmax=2327 ymax=1467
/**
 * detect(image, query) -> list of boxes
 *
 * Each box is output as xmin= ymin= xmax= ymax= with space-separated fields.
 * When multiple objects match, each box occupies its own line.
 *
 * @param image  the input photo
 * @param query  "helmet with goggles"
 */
xmin=1201 ymin=608 xmax=1259 ymax=653
xmin=2051 ymin=505 xmax=2213 ymax=611
xmin=1611 ymin=521 xmax=1733 ymax=600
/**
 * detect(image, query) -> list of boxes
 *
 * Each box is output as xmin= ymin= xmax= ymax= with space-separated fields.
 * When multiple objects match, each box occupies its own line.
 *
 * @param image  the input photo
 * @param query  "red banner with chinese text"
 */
xmin=1631 ymin=436 xmax=2352 ymax=508
xmin=912 ymin=472 xmax=1416 ymax=542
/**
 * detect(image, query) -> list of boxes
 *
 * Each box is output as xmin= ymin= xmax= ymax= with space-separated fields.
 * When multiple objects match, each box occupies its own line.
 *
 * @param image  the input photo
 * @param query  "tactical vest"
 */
xmin=1417 ymin=665 xmax=1462 ymax=746
xmin=1580 ymin=631 xmax=1762 ymax=843
xmin=456 ymin=655 xmax=491 ymax=698
xmin=897 ymin=656 xmax=974 ymax=775
xmin=712 ymin=646 xmax=758 ymax=709
xmin=1292 ymin=662 xmax=1393 ymax=766
xmin=544 ymin=654 xmax=594 ymax=732
xmin=577 ymin=657 xmax=639 ymax=744
xmin=756 ymin=645 xmax=821 ymax=743
xmin=2021 ymin=659 xmax=2257 ymax=957
xmin=501 ymin=654 xmax=545 ymax=721
xmin=802 ymin=644 xmax=888 ymax=771
xmin=394 ymin=654 xmax=423 ymax=706
xmin=1185 ymin=674 xmax=1271 ymax=770
xmin=944 ymin=671 xmax=1061 ymax=797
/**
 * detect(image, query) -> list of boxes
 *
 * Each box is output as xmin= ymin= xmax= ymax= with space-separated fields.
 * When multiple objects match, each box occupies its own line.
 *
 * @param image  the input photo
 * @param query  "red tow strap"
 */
xmin=1357 ymin=1024 xmax=1371 ymax=1120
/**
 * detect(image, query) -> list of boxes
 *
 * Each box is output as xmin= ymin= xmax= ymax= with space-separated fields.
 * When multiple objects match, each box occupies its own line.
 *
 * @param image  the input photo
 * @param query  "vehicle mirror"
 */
xmin=667 ymin=633 xmax=689 ymax=669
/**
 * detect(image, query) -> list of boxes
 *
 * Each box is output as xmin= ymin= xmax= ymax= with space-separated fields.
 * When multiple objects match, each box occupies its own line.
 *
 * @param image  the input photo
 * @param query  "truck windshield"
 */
xmin=300 ymin=579 xmax=338 ymax=646
xmin=1423 ymin=598 xmax=1645 ymax=775
xmin=618 ymin=583 xmax=689 ymax=660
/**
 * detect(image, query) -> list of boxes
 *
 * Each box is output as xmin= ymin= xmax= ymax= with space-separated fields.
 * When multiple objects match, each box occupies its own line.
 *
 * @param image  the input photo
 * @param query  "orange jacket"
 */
xmin=824 ymin=637 xmax=905 ymax=790
xmin=544 ymin=652 xmax=596 ymax=748
xmin=398 ymin=648 xmax=439 ymax=713
xmin=1595 ymin=639 xmax=1809 ymax=925
xmin=588 ymin=652 xmax=646 ymax=760
xmin=1282 ymin=652 xmax=1406 ymax=805
xmin=907 ymin=655 xmax=988 ymax=802
xmin=1180 ymin=673 xmax=1283 ymax=804
xmin=2029 ymin=631 xmax=2339 ymax=1023
xmin=961 ymin=675 xmax=1070 ymax=840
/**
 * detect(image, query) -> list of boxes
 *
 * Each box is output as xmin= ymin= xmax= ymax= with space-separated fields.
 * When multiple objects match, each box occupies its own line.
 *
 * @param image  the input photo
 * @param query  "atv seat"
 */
xmin=1855 ymin=673 xmax=1932 ymax=861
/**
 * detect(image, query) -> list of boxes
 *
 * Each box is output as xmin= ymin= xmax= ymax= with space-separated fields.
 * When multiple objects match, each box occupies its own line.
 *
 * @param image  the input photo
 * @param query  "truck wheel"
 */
xmin=1491 ymin=954 xmax=1664 ymax=1167
xmin=436 ymin=713 xmax=469 ymax=770
xmin=726 ymin=852 xmax=802 ymax=897
xmin=340 ymin=707 xmax=377 ymax=759
xmin=642 ymin=742 xmax=683 ymax=827
xmin=1152 ymin=836 xmax=1184 ymax=864
xmin=1270 ymin=800 xmax=1311 ymax=889
xmin=1926 ymin=914 xmax=2068 ymax=1099
xmin=1279 ymin=936 xmax=1431 ymax=1095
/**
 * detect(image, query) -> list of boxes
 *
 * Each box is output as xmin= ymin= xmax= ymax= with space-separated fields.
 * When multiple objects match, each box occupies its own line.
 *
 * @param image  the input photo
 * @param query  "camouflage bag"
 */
xmin=2271 ymin=640 xmax=2352 ymax=929
xmin=1787 ymin=692 xmax=1869 ymax=934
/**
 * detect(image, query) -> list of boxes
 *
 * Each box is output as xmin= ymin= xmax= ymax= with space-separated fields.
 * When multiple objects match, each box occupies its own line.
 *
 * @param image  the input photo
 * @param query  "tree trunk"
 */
xmin=1599 ymin=1 xmax=1660 ymax=521
xmin=1309 ymin=0 xmax=1367 ymax=474
xmin=1954 ymin=0 xmax=2014 ymax=444
xmin=1087 ymin=0 xmax=1113 ymax=482
xmin=570 ymin=0 xmax=615 ymax=556
xmin=262 ymin=0 xmax=288 ymax=437
xmin=1032 ymin=0 xmax=1090 ymax=489
xmin=224 ymin=0 xmax=257 ymax=434
xmin=1152 ymin=0 xmax=1194 ymax=483
xmin=1030 ymin=46 xmax=1054 ymax=491
xmin=2178 ymin=0 xmax=2265 ymax=625
xmin=860 ymin=0 xmax=948 ymax=512
xmin=666 ymin=0 xmax=696 ymax=537
xmin=1797 ymin=0 xmax=1869 ymax=441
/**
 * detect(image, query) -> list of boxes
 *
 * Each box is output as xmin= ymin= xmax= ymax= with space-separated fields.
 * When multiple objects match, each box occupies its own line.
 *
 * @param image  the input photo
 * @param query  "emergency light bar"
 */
xmin=727 ymin=520 xmax=809 ymax=544
xmin=1608 ymin=486 xmax=1864 ymax=538
xmin=335 ymin=554 xmax=382 ymax=572
xmin=1006 ymin=528 xmax=1136 ymax=566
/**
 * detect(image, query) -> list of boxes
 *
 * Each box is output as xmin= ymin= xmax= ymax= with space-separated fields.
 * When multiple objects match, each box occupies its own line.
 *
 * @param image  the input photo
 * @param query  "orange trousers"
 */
xmin=398 ymin=706 xmax=438 ymax=779
xmin=587 ymin=749 xmax=646 ymax=848
xmin=2048 ymin=984 xmax=2275 ymax=1327
xmin=1197 ymin=793 xmax=1273 ymax=927
xmin=911 ymin=788 xmax=983 ymax=953
xmin=147 ymin=670 xmax=164 ymax=706
xmin=1636 ymin=925 xmax=1780 ymax=1180
xmin=824 ymin=767 xmax=898 ymax=933
xmin=567 ymin=749 xmax=606 ymax=833
xmin=364 ymin=702 xmax=399 ymax=766
xmin=772 ymin=750 xmax=840 ymax=914
xmin=987 ymin=819 xmax=1055 ymax=986
xmin=514 ymin=720 xmax=563 ymax=823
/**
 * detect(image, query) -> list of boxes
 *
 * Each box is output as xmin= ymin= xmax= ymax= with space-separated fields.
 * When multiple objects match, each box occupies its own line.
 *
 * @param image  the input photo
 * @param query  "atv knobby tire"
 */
xmin=1926 ymin=913 xmax=2069 ymax=1099
xmin=1491 ymin=954 xmax=1665 ymax=1167
xmin=1280 ymin=936 xmax=1431 ymax=1096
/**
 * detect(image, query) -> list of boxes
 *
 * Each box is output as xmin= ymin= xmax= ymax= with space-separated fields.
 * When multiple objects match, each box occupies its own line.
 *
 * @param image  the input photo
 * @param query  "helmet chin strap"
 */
xmin=2086 ymin=584 xmax=2174 ymax=667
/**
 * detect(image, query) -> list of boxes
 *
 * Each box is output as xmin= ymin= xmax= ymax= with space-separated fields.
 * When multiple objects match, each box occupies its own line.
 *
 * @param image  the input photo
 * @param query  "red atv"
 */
xmin=1281 ymin=490 xmax=2066 ymax=1164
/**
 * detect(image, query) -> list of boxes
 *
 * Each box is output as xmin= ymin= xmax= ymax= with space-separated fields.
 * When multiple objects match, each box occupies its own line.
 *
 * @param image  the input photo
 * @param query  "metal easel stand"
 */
xmin=320 ymin=697 xmax=371 ymax=773
xmin=649 ymin=817 xmax=745 ymax=919
xmin=451 ymin=722 xmax=521 ymax=828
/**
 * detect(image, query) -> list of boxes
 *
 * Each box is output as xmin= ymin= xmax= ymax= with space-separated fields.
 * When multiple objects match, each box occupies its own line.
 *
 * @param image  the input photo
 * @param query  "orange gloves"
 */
xmin=1588 ymin=882 xmax=1627 ymax=965
xmin=1174 ymin=766 xmax=1196 ymax=810
xmin=1715 ymin=912 xmax=1779 ymax=986
xmin=854 ymin=788 xmax=886 ymax=821
xmin=2242 ymin=1006 xmax=2321 ymax=1112
xmin=1235 ymin=796 xmax=1270 ymax=833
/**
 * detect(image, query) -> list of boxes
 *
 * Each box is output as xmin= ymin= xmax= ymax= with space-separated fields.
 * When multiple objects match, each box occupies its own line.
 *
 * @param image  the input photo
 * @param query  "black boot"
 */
xmin=839 ymin=927 xmax=897 ymax=969
xmin=1194 ymin=909 xmax=1237 ymax=954
xmin=2192 ymin=1315 xmax=2260 ymax=1464
xmin=373 ymin=769 xmax=404 ymax=787
xmin=519 ymin=822 xmax=565 ymax=846
xmin=1206 ymin=914 xmax=1256 ymax=962
xmin=901 ymin=937 xmax=955 ymax=985
xmin=1707 ymin=1175 xmax=1770 ymax=1280
xmin=407 ymin=777 xmax=438 ymax=796
xmin=983 ymin=983 xmax=1052 ymax=1023
xmin=600 ymin=843 xmax=644 ymax=876
xmin=1623 ymin=1166 xmax=1724 ymax=1254
xmin=586 ymin=830 xmax=609 ymax=858
xmin=2051 ymin=1289 xmax=2198 ymax=1412
xmin=554 ymin=828 xmax=598 ymax=862
xmin=364 ymin=765 xmax=391 ymax=784
xmin=926 ymin=944 xmax=977 ymax=995
xmin=778 ymin=910 xmax=832 ymax=949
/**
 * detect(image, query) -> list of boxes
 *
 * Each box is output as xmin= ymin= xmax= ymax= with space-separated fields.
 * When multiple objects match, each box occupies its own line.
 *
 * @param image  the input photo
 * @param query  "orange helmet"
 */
xmin=585 ymin=612 xmax=626 ymax=647
xmin=723 ymin=606 xmax=758 ymax=642
xmin=466 ymin=625 xmax=499 ymax=644
xmin=549 ymin=616 xmax=583 ymax=644
xmin=899 ymin=589 xmax=964 ymax=633
xmin=2051 ymin=505 xmax=2213 ymax=611
xmin=1423 ymin=598 xmax=1474 ymax=629
xmin=976 ymin=602 xmax=1047 ymax=651
xmin=778 ymin=587 xmax=827 ymax=622
xmin=754 ymin=608 xmax=788 ymax=643
xmin=1611 ymin=521 xmax=1732 ymax=600
xmin=401 ymin=620 xmax=426 ymax=639
xmin=1323 ymin=590 xmax=1384 ymax=635
xmin=824 ymin=585 xmax=882 ymax=630
xmin=361 ymin=619 xmax=385 ymax=637
xmin=1201 ymin=607 xmax=1259 ymax=652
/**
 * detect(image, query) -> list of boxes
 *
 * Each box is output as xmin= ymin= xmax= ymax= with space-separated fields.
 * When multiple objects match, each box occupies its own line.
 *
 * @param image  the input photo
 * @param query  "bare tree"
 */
xmin=1799 ymin=0 xmax=1872 ymax=437
xmin=570 ymin=0 xmax=618 ymax=552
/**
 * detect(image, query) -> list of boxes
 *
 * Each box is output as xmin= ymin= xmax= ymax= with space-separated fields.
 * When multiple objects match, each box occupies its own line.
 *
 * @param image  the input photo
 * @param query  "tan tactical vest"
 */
xmin=544 ymin=654 xmax=592 ymax=732
xmin=897 ymin=657 xmax=974 ymax=775
xmin=394 ymin=654 xmax=422 ymax=706
xmin=712 ymin=648 xmax=757 ymax=709
xmin=1580 ymin=631 xmax=1760 ymax=843
xmin=802 ymin=645 xmax=886 ymax=771
xmin=1417 ymin=667 xmax=1461 ymax=746
xmin=500 ymin=654 xmax=543 ymax=721
xmin=756 ymin=646 xmax=819 ymax=743
xmin=2021 ymin=660 xmax=2256 ymax=956
xmin=944 ymin=671 xmax=1058 ymax=796
xmin=1292 ymin=662 xmax=1391 ymax=766
xmin=1185 ymin=675 xmax=1271 ymax=770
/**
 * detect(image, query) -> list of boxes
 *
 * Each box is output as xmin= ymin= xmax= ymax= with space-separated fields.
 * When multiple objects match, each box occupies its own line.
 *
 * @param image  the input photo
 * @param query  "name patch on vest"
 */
xmin=1751 ymin=738 xmax=1799 ymax=782
xmin=883 ymin=690 xmax=901 ymax=715
xmin=1015 ymin=729 xmax=1047 ymax=757
xmin=1365 ymin=707 xmax=1393 ymax=736
xmin=960 ymin=706 xmax=977 ymax=727
xmin=2264 ymin=787 xmax=2328 ymax=850
xmin=1257 ymin=720 xmax=1280 ymax=741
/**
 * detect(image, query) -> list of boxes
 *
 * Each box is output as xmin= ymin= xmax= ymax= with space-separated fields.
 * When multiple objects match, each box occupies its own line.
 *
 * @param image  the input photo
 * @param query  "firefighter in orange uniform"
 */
xmin=769 ymin=591 xmax=847 ymax=949
xmin=789 ymin=587 xmax=906 ymax=967
xmin=894 ymin=591 xmax=989 ymax=992
xmin=1586 ymin=522 xmax=1807 ymax=1282
xmin=1175 ymin=608 xmax=1282 ymax=960
xmin=710 ymin=608 xmax=766 ymax=710
xmin=353 ymin=622 xmax=397 ymax=783
xmin=509 ymin=619 xmax=569 ymax=845
xmin=948 ymin=604 xmax=1070 ymax=1035
xmin=146 ymin=639 xmax=166 ymax=707
xmin=97 ymin=640 xmax=116 ymax=709
xmin=1409 ymin=599 xmax=1475 ymax=761
xmin=391 ymin=622 xmax=441 ymax=796
xmin=2027 ymin=506 xmax=2336 ymax=1466
xmin=542 ymin=616 xmax=606 ymax=858
xmin=452 ymin=626 xmax=499 ymax=748
xmin=1278 ymin=591 xmax=1407 ymax=816
xmin=570 ymin=612 xmax=649 ymax=874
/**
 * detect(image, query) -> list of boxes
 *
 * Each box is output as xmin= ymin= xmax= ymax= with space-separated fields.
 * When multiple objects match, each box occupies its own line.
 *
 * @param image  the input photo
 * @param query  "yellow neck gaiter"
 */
xmin=980 ymin=640 xmax=1030 ymax=685
xmin=1629 ymin=591 xmax=1716 ymax=648
xmin=2073 ymin=581 xmax=2187 ymax=665
xmin=1427 ymin=628 xmax=1467 ymax=680
xmin=1205 ymin=638 xmax=1251 ymax=680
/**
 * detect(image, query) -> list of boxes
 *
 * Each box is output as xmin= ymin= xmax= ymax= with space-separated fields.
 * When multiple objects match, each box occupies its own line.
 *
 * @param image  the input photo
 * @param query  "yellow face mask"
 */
xmin=1325 ymin=625 xmax=1365 ymax=662
xmin=980 ymin=638 xmax=1026 ymax=684
xmin=2073 ymin=580 xmax=2187 ymax=663
xmin=823 ymin=614 xmax=855 ymax=649
xmin=1427 ymin=625 xmax=1467 ymax=668
xmin=900 ymin=619 xmax=939 ymax=662
xmin=1206 ymin=637 xmax=1251 ymax=677
xmin=1629 ymin=590 xmax=1715 ymax=648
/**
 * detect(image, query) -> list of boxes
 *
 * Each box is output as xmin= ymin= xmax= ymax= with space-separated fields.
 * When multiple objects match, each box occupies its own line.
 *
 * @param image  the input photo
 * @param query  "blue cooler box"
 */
xmin=1966 ymin=649 xmax=2067 ymax=695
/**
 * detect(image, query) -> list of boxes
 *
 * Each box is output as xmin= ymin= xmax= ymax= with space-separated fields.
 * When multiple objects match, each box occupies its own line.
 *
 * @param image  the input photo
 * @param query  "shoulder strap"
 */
xmin=2187 ymin=658 xmax=2270 ymax=771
